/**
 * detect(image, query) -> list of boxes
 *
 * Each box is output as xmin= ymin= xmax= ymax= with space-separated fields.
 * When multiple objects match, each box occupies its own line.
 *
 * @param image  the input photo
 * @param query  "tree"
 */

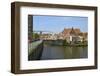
xmin=33 ymin=33 xmax=40 ymax=39
xmin=63 ymin=39 xmax=67 ymax=45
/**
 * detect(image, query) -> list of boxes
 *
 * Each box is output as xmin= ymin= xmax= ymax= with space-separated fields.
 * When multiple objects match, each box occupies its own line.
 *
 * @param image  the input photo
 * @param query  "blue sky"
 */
xmin=33 ymin=15 xmax=88 ymax=33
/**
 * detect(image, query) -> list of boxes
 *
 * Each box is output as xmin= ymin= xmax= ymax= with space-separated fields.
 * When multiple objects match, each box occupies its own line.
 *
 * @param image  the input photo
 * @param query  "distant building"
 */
xmin=60 ymin=27 xmax=87 ymax=43
xmin=40 ymin=34 xmax=52 ymax=40
xmin=38 ymin=27 xmax=87 ymax=42
xmin=40 ymin=33 xmax=58 ymax=40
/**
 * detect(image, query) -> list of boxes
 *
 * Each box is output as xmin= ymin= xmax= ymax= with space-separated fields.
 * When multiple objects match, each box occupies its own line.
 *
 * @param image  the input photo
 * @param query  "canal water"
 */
xmin=41 ymin=44 xmax=88 ymax=60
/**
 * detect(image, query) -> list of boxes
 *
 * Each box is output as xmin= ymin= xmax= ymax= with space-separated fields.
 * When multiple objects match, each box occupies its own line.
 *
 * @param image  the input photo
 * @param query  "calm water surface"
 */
xmin=41 ymin=44 xmax=88 ymax=60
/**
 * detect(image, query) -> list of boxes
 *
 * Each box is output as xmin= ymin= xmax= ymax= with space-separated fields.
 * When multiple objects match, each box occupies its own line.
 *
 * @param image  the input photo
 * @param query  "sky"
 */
xmin=33 ymin=15 xmax=88 ymax=33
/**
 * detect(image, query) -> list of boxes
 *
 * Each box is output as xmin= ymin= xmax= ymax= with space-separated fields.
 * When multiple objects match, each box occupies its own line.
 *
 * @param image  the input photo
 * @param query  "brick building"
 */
xmin=60 ymin=27 xmax=87 ymax=43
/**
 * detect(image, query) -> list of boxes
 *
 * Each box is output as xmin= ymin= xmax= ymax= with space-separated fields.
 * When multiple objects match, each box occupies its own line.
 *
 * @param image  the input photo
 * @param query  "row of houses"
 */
xmin=40 ymin=27 xmax=88 ymax=43
xmin=28 ymin=16 xmax=87 ymax=43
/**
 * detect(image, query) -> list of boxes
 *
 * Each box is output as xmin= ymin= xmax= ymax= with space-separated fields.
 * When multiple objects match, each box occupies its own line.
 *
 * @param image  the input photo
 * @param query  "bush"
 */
xmin=63 ymin=40 xmax=68 ymax=45
xmin=33 ymin=33 xmax=40 ymax=39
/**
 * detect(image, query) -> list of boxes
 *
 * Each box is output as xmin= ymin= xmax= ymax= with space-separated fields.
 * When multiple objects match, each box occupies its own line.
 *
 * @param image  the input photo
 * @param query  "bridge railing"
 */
xmin=28 ymin=40 xmax=44 ymax=60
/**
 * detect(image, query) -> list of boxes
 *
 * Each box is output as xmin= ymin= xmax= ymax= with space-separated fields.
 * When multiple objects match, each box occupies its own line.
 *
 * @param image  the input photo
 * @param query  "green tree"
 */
xmin=33 ymin=33 xmax=40 ymax=39
xmin=63 ymin=39 xmax=67 ymax=45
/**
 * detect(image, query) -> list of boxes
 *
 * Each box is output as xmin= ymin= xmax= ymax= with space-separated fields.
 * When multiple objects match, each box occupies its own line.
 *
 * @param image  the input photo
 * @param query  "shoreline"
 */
xmin=48 ymin=44 xmax=88 ymax=47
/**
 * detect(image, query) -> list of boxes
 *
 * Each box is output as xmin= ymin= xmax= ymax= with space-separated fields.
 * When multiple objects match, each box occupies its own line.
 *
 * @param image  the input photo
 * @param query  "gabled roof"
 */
xmin=62 ymin=27 xmax=81 ymax=35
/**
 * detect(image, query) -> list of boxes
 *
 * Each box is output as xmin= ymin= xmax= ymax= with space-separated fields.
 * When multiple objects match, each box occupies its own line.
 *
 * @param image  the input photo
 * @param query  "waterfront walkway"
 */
xmin=28 ymin=40 xmax=43 ymax=55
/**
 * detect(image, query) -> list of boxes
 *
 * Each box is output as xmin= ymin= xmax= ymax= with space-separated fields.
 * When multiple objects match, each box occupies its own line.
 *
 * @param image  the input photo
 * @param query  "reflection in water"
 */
xmin=41 ymin=44 xmax=88 ymax=60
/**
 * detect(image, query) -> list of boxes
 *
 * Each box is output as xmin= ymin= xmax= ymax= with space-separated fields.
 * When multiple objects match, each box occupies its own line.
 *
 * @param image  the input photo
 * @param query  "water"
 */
xmin=41 ymin=44 xmax=88 ymax=60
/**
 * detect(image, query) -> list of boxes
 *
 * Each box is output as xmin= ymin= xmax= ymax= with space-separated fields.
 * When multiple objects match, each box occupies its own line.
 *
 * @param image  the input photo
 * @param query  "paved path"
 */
xmin=28 ymin=40 xmax=43 ymax=55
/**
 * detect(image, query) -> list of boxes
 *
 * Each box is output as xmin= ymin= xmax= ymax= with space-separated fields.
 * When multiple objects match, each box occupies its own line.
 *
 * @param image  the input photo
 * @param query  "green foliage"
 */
xmin=63 ymin=39 xmax=68 ymax=45
xmin=33 ymin=33 xmax=40 ymax=39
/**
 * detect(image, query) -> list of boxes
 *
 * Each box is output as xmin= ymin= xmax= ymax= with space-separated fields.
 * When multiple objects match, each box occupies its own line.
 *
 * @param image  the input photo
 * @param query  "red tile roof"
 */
xmin=62 ymin=28 xmax=81 ymax=36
